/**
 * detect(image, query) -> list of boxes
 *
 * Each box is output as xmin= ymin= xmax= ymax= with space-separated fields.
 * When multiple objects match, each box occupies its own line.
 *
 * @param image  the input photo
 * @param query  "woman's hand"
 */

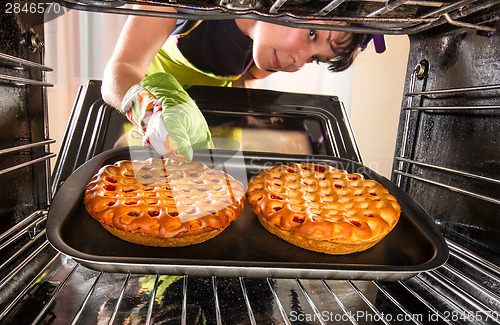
xmin=121 ymin=73 xmax=213 ymax=161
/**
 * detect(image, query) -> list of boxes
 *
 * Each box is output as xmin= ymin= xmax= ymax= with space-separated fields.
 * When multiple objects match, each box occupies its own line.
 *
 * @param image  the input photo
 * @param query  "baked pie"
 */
xmin=246 ymin=163 xmax=401 ymax=255
xmin=84 ymin=157 xmax=245 ymax=247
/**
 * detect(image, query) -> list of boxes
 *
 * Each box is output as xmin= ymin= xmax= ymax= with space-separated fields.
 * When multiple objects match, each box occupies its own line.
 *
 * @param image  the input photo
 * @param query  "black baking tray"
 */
xmin=46 ymin=147 xmax=449 ymax=280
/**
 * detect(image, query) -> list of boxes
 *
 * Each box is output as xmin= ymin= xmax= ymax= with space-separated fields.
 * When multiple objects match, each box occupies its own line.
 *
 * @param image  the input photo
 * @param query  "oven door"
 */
xmin=52 ymin=80 xmax=361 ymax=188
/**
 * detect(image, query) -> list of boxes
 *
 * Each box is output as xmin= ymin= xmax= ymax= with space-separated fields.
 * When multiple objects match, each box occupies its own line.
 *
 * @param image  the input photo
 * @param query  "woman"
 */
xmin=102 ymin=6 xmax=369 ymax=161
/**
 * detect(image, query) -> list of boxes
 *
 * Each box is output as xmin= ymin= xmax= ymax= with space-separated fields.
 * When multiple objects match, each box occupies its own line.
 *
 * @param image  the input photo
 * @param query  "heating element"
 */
xmin=1 ymin=1 xmax=499 ymax=324
xmin=59 ymin=0 xmax=499 ymax=34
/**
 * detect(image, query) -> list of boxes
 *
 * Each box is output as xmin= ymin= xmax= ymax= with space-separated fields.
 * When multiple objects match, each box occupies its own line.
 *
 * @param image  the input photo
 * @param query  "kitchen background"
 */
xmin=44 ymin=10 xmax=410 ymax=178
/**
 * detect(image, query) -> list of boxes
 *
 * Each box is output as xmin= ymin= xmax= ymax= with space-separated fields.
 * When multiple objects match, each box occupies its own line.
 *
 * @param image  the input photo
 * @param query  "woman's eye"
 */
xmin=309 ymin=30 xmax=317 ymax=40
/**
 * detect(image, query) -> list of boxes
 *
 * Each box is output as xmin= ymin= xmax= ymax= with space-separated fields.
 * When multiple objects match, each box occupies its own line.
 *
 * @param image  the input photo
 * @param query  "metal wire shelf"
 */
xmin=59 ymin=0 xmax=499 ymax=34
xmin=0 ymin=238 xmax=497 ymax=324
xmin=0 ymin=53 xmax=53 ymax=71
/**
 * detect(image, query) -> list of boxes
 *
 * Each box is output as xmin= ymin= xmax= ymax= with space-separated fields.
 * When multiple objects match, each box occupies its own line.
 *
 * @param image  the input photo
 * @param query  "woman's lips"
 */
xmin=272 ymin=50 xmax=281 ymax=70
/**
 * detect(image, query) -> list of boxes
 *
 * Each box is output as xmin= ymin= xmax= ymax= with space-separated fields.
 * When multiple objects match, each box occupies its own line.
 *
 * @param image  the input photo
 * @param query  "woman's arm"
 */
xmin=101 ymin=6 xmax=179 ymax=108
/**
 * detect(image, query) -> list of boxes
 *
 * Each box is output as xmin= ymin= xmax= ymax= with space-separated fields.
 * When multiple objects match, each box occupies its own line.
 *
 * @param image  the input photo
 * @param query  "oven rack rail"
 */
xmin=0 ymin=140 xmax=56 ymax=177
xmin=0 ymin=222 xmax=499 ymax=324
xmin=59 ymin=0 xmax=499 ymax=34
xmin=0 ymin=48 xmax=54 ymax=87
xmin=0 ymin=53 xmax=54 ymax=87
xmin=0 ymin=50 xmax=55 ymax=206
xmin=395 ymin=77 xmax=500 ymax=201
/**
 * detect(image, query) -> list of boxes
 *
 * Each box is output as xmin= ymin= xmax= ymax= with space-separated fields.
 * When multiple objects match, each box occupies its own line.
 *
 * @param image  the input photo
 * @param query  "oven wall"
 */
xmin=0 ymin=12 xmax=49 ymax=229
xmin=393 ymin=28 xmax=500 ymax=264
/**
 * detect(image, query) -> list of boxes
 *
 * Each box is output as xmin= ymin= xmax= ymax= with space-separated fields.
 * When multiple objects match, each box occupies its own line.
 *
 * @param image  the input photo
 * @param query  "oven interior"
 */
xmin=1 ymin=1 xmax=499 ymax=323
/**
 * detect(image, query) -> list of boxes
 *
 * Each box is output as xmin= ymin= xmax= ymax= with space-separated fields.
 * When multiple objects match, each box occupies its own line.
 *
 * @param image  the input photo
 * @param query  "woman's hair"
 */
xmin=328 ymin=32 xmax=371 ymax=72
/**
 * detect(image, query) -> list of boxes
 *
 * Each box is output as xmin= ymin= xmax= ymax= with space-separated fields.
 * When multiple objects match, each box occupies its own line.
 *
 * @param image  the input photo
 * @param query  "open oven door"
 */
xmin=51 ymin=80 xmax=362 ymax=189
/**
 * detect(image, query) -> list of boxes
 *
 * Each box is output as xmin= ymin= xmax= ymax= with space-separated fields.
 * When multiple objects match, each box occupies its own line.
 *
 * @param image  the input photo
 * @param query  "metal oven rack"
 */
xmin=1 ymin=238 xmax=499 ymax=323
xmin=396 ymin=70 xmax=500 ymax=202
xmin=59 ymin=0 xmax=499 ymax=34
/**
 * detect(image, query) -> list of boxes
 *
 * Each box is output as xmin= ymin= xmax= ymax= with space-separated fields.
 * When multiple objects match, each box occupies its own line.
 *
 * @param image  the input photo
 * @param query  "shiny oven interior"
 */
xmin=1 ymin=1 xmax=499 ymax=324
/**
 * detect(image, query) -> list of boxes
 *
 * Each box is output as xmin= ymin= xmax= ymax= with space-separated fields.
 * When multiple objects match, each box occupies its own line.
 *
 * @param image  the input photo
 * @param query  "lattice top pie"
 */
xmin=246 ymin=163 xmax=401 ymax=254
xmin=84 ymin=157 xmax=245 ymax=247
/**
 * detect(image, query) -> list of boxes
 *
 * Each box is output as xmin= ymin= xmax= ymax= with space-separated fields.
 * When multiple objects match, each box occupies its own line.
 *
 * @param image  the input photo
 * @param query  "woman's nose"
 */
xmin=290 ymin=46 xmax=314 ymax=69
xmin=290 ymin=52 xmax=307 ymax=70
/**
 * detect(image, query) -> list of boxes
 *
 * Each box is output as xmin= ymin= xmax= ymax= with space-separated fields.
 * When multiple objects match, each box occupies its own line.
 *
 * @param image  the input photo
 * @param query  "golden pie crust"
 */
xmin=246 ymin=163 xmax=401 ymax=255
xmin=84 ymin=157 xmax=245 ymax=247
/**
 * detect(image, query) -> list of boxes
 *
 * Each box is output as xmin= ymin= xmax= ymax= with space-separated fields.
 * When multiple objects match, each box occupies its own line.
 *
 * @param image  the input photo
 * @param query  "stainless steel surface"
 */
xmin=393 ymin=169 xmax=500 ymax=205
xmin=0 ymin=10 xmax=57 ymax=323
xmin=403 ymin=84 xmax=500 ymax=110
xmin=365 ymin=0 xmax=410 ymax=18
xmin=395 ymin=63 xmax=424 ymax=187
xmin=395 ymin=157 xmax=500 ymax=186
xmin=406 ymin=84 xmax=500 ymax=96
xmin=0 ymin=139 xmax=56 ymax=155
xmin=402 ymin=105 xmax=500 ymax=110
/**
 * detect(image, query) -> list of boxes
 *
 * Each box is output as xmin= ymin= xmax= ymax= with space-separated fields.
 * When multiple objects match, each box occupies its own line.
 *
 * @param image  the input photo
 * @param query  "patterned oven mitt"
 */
xmin=120 ymin=72 xmax=213 ymax=161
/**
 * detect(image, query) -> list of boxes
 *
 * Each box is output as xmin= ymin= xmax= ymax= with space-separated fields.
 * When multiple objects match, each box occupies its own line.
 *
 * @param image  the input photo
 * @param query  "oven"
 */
xmin=1 ymin=1 xmax=499 ymax=324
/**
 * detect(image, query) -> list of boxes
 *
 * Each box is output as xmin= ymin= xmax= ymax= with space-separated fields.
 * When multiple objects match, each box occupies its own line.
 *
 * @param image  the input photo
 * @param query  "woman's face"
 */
xmin=249 ymin=21 xmax=352 ymax=72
